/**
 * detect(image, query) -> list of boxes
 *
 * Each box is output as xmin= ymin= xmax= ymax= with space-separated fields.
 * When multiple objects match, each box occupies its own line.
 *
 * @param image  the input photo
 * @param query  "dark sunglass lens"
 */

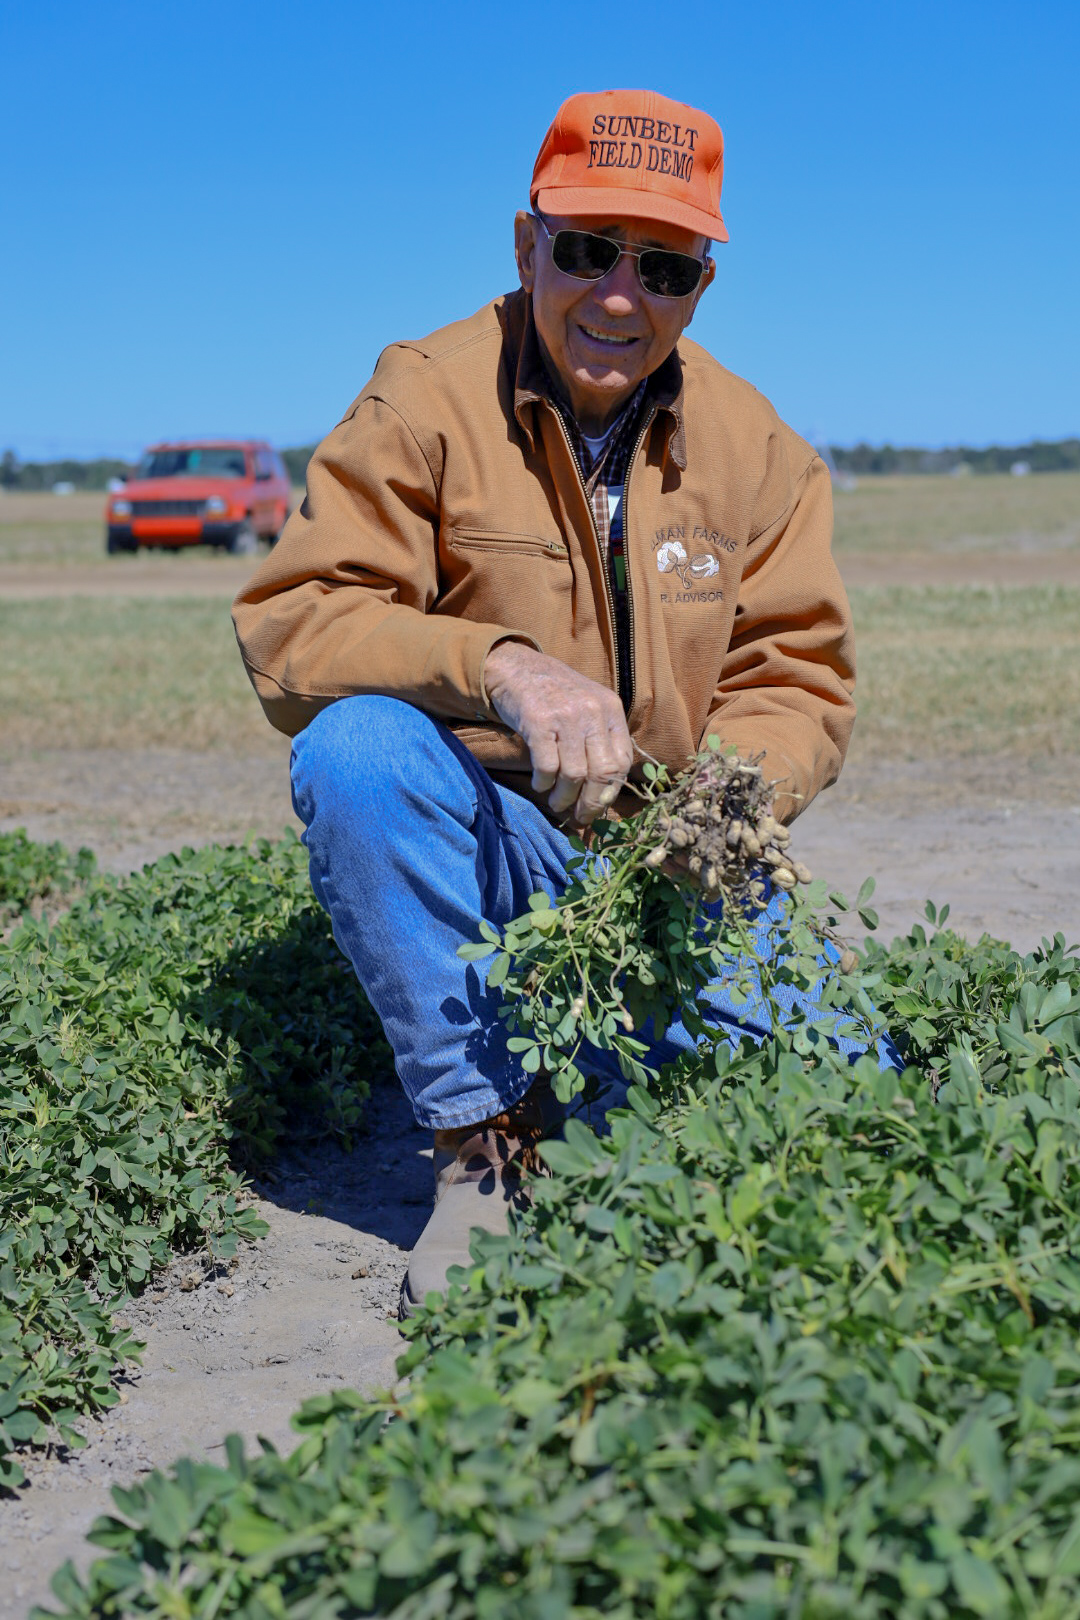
xmin=551 ymin=229 xmax=621 ymax=280
xmin=638 ymin=250 xmax=703 ymax=298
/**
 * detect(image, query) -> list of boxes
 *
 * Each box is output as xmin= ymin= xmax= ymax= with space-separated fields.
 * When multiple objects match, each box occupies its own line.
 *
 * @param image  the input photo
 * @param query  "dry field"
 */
xmin=6 ymin=470 xmax=1078 ymax=564
xmin=833 ymin=469 xmax=1080 ymax=557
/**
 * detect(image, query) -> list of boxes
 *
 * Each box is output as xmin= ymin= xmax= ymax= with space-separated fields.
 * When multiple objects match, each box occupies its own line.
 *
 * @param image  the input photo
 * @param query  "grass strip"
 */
xmin=0 ymin=597 xmax=272 ymax=755
xmin=0 ymin=834 xmax=389 ymax=1487
xmin=849 ymin=583 xmax=1080 ymax=757
xmin=33 ymin=806 xmax=1080 ymax=1616
xmin=832 ymin=470 xmax=1080 ymax=557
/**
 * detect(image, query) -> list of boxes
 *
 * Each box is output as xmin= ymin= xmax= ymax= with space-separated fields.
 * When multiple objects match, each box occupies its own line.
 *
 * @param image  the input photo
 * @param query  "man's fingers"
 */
xmin=572 ymin=728 xmax=629 ymax=823
xmin=547 ymin=752 xmax=589 ymax=815
xmin=498 ymin=652 xmax=634 ymax=820
xmin=527 ymin=731 xmax=561 ymax=795
xmin=607 ymin=714 xmax=635 ymax=780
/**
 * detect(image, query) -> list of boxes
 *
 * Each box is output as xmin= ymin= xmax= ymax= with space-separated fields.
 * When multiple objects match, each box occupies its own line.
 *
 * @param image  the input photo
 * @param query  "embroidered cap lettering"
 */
xmin=532 ymin=89 xmax=728 ymax=243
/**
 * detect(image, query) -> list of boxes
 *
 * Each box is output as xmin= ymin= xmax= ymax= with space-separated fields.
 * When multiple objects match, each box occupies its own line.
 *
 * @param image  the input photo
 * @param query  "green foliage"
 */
xmin=867 ymin=902 xmax=1080 ymax=1077
xmin=279 ymin=444 xmax=316 ymax=486
xmin=0 ymin=834 xmax=388 ymax=1487
xmin=0 ymin=829 xmax=96 ymax=925
xmin=6 ymin=438 xmax=1078 ymax=490
xmin=36 ymin=851 xmax=1080 ymax=1614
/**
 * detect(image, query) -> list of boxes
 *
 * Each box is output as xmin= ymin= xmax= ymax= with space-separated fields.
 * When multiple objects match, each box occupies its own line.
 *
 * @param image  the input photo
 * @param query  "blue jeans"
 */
xmin=291 ymin=695 xmax=897 ymax=1130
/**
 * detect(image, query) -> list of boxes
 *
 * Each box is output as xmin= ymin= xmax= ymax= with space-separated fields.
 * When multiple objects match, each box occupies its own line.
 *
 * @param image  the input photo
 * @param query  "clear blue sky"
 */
xmin=2 ymin=0 xmax=1077 ymax=460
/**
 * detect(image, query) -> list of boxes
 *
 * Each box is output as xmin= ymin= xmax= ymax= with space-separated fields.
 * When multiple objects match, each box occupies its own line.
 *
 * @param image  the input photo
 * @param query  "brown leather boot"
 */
xmin=399 ymin=1076 xmax=559 ymax=1319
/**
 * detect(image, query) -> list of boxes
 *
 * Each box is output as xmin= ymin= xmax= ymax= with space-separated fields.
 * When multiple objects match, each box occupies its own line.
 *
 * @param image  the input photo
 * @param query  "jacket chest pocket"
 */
xmin=438 ymin=526 xmax=572 ymax=628
xmin=448 ymin=527 xmax=568 ymax=560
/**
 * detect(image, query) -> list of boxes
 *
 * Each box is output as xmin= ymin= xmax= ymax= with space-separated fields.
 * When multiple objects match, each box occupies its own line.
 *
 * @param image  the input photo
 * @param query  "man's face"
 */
xmin=515 ymin=210 xmax=715 ymax=436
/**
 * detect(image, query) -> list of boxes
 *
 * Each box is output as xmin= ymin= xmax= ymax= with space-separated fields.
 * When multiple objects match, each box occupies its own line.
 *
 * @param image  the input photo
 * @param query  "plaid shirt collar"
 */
xmin=554 ymin=377 xmax=648 ymax=490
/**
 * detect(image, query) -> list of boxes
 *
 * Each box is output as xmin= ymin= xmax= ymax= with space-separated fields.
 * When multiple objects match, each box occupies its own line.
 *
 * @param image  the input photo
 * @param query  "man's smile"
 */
xmin=577 ymin=323 xmax=640 ymax=348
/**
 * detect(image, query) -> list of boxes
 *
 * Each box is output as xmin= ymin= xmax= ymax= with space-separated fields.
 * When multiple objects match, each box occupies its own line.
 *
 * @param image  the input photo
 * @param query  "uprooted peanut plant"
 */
xmin=463 ymin=740 xmax=877 ymax=1106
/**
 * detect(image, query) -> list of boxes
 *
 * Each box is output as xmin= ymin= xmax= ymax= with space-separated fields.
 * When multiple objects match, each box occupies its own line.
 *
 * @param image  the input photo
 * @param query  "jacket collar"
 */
xmin=501 ymin=289 xmax=687 ymax=472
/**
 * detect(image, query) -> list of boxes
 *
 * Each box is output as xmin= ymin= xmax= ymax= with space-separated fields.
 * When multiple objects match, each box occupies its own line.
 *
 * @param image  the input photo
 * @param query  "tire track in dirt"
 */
xmin=0 ymin=558 xmax=260 ymax=599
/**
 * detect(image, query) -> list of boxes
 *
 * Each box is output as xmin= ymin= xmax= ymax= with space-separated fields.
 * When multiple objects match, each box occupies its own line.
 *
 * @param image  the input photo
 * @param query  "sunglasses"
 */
xmin=533 ymin=212 xmax=708 ymax=300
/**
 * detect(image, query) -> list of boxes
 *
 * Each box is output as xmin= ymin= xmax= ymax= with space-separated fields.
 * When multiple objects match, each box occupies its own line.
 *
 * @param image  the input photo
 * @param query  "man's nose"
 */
xmin=595 ymin=251 xmax=641 ymax=314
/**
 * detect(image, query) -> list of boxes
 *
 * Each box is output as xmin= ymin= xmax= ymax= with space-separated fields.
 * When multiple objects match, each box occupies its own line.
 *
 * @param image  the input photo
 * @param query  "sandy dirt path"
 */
xmin=2 ymin=746 xmax=1078 ymax=951
xmin=0 ymin=556 xmax=260 ymax=599
xmin=797 ymin=754 xmax=1080 ymax=952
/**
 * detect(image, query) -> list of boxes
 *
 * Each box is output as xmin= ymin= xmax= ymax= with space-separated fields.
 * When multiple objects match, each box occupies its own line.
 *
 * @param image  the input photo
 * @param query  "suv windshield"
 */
xmin=137 ymin=448 xmax=248 ymax=479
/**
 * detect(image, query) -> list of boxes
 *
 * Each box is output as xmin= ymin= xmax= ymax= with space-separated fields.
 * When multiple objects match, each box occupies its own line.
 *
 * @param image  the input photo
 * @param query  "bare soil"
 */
xmin=838 ymin=552 xmax=1080 ymax=587
xmin=796 ymin=753 xmax=1080 ymax=951
xmin=2 ymin=745 xmax=1078 ymax=948
xmin=0 ymin=745 xmax=298 ymax=872
xmin=3 ymin=548 xmax=1078 ymax=600
xmin=1 ymin=556 xmax=260 ymax=599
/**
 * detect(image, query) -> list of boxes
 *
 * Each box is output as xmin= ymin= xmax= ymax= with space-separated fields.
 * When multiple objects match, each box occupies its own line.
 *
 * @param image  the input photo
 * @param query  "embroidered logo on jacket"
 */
xmin=653 ymin=525 xmax=732 ymax=602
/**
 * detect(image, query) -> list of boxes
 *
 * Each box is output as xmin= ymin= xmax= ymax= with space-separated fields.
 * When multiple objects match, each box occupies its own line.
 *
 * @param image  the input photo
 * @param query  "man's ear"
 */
xmin=684 ymin=256 xmax=716 ymax=328
xmin=515 ymin=210 xmax=538 ymax=293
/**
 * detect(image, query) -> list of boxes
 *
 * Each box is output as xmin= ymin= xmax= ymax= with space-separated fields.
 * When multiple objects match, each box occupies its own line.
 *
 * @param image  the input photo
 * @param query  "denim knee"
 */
xmin=290 ymin=694 xmax=444 ymax=830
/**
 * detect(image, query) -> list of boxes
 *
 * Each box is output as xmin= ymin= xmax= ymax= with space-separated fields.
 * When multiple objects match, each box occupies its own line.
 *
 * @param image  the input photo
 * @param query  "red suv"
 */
xmin=105 ymin=440 xmax=291 ymax=554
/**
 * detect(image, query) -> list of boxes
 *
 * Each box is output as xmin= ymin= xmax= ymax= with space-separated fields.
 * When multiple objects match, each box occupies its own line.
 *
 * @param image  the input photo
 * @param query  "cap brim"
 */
xmin=534 ymin=184 xmax=728 ymax=244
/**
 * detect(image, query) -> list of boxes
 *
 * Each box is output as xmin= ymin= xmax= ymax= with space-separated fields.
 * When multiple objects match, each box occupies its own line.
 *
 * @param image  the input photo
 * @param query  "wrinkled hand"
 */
xmin=483 ymin=642 xmax=634 ymax=825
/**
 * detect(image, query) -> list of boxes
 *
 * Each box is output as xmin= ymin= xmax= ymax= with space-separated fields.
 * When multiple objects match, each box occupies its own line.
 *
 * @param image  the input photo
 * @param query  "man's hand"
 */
xmin=483 ymin=642 xmax=634 ymax=825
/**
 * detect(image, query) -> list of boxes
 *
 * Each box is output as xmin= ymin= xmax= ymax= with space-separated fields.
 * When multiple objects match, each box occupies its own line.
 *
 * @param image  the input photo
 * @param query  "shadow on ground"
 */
xmin=254 ymin=1085 xmax=434 ymax=1250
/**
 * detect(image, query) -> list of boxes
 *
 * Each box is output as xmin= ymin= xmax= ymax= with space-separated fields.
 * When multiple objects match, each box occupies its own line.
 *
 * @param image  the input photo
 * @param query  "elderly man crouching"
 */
xmin=233 ymin=89 xmax=874 ymax=1317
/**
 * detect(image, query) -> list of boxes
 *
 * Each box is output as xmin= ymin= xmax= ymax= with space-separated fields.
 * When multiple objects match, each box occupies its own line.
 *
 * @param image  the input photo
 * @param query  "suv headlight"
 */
xmin=111 ymin=498 xmax=132 ymax=518
xmin=204 ymin=496 xmax=229 ymax=516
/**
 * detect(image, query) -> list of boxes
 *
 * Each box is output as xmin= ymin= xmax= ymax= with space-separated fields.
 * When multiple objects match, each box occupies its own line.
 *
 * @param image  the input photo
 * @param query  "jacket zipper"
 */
xmin=620 ymin=406 xmax=657 ymax=719
xmin=549 ymin=402 xmax=656 ymax=716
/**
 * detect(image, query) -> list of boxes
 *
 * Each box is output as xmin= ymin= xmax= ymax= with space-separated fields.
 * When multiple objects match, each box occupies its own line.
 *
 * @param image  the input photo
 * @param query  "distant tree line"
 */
xmin=829 ymin=438 xmax=1080 ymax=476
xmin=0 ymin=450 xmax=135 ymax=492
xmin=2 ymin=437 xmax=1078 ymax=492
xmin=0 ymin=446 xmax=318 ymax=491
xmin=280 ymin=445 xmax=316 ymax=485
xmin=283 ymin=440 xmax=1080 ymax=484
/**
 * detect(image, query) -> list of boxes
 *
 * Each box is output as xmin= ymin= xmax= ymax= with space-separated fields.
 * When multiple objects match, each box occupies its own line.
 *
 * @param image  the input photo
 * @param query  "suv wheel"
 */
xmin=106 ymin=530 xmax=136 ymax=554
xmin=225 ymin=524 xmax=259 ymax=556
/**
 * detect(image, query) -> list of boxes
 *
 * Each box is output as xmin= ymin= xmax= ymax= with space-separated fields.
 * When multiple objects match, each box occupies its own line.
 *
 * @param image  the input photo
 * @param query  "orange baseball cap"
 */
xmin=530 ymin=89 xmax=728 ymax=243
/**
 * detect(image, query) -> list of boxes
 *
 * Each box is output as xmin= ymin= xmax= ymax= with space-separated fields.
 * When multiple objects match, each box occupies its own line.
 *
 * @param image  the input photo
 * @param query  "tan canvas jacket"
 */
xmin=233 ymin=290 xmax=855 ymax=822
